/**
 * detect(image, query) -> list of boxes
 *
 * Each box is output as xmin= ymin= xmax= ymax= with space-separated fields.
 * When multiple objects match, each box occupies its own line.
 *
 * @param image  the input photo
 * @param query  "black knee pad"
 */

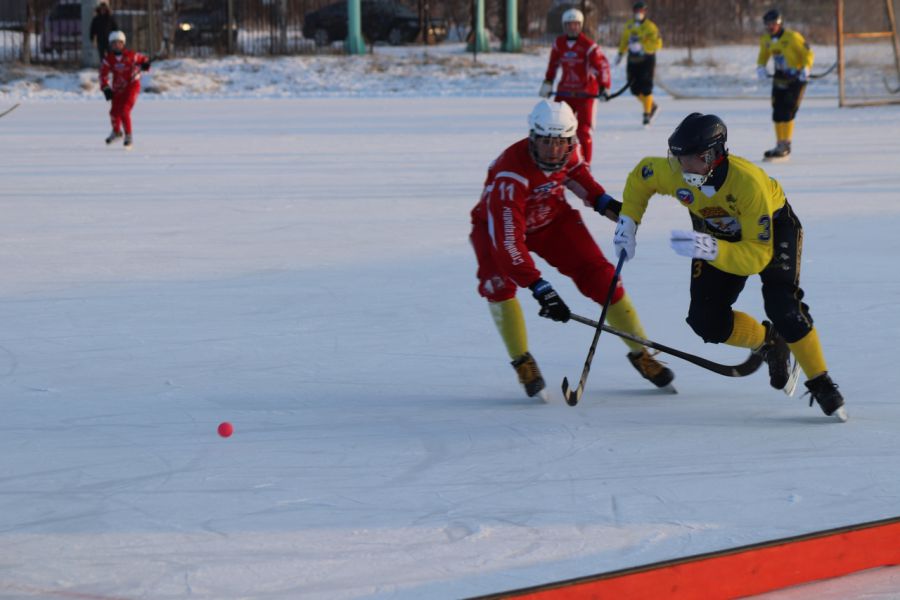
xmin=685 ymin=309 xmax=732 ymax=344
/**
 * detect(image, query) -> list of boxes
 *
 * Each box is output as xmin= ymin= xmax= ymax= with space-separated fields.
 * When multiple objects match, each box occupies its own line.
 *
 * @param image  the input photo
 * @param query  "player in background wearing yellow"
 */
xmin=613 ymin=113 xmax=846 ymax=421
xmin=616 ymin=1 xmax=662 ymax=126
xmin=756 ymin=9 xmax=814 ymax=160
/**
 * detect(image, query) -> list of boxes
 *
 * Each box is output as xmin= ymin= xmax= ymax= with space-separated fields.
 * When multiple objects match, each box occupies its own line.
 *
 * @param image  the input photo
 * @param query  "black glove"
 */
xmin=141 ymin=61 xmax=151 ymax=71
xmin=102 ymin=87 xmax=113 ymax=101
xmin=595 ymin=193 xmax=622 ymax=219
xmin=598 ymin=88 xmax=609 ymax=102
xmin=530 ymin=279 xmax=570 ymax=322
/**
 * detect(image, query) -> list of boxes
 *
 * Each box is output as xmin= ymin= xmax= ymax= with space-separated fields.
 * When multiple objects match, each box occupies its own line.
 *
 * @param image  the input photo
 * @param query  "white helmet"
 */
xmin=528 ymin=100 xmax=578 ymax=171
xmin=108 ymin=30 xmax=126 ymax=44
xmin=561 ymin=8 xmax=584 ymax=26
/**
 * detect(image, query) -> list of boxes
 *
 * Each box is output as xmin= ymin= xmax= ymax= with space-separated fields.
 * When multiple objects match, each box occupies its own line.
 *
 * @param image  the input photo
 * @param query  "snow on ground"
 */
xmin=0 ymin=43 xmax=848 ymax=101
xmin=1 ymin=45 xmax=900 ymax=599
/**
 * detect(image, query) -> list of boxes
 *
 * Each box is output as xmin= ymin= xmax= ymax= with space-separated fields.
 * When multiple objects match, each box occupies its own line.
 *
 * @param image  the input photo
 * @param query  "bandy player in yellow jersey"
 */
xmin=756 ymin=9 xmax=814 ymax=160
xmin=612 ymin=113 xmax=847 ymax=421
xmin=616 ymin=1 xmax=662 ymax=126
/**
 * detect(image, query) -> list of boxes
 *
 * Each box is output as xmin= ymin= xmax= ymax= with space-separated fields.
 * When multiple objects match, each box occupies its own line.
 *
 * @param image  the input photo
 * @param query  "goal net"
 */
xmin=837 ymin=0 xmax=900 ymax=106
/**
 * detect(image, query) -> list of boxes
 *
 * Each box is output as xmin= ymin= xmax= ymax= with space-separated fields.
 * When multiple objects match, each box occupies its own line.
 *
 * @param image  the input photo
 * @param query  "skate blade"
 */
xmin=831 ymin=406 xmax=849 ymax=422
xmin=537 ymin=389 xmax=551 ymax=403
xmin=763 ymin=155 xmax=790 ymax=163
xmin=782 ymin=360 xmax=802 ymax=397
xmin=658 ymin=383 xmax=678 ymax=394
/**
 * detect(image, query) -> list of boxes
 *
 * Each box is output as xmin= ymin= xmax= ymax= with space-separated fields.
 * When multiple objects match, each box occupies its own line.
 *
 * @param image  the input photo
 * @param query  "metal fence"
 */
xmin=0 ymin=0 xmax=896 ymax=65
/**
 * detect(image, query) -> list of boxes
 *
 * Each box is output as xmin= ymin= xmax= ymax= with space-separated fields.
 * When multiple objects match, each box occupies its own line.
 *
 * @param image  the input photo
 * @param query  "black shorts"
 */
xmin=627 ymin=54 xmax=655 ymax=97
xmin=685 ymin=202 xmax=813 ymax=344
xmin=771 ymin=78 xmax=806 ymax=122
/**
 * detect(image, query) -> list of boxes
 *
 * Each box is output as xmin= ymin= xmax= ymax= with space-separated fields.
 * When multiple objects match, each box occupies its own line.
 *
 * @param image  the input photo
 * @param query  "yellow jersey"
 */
xmin=618 ymin=18 xmax=662 ymax=57
xmin=621 ymin=155 xmax=787 ymax=276
xmin=757 ymin=29 xmax=814 ymax=75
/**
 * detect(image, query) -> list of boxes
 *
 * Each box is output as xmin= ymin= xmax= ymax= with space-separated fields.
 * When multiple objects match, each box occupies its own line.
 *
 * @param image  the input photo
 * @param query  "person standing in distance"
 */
xmin=99 ymin=31 xmax=151 ymax=149
xmin=539 ymin=8 xmax=611 ymax=165
xmin=89 ymin=2 xmax=118 ymax=63
xmin=616 ymin=1 xmax=662 ymax=126
xmin=470 ymin=100 xmax=674 ymax=400
xmin=756 ymin=8 xmax=814 ymax=160
xmin=613 ymin=112 xmax=846 ymax=421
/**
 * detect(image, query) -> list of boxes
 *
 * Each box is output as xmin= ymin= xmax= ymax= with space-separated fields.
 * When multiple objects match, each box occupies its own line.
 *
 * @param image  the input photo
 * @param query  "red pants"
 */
xmin=471 ymin=205 xmax=624 ymax=305
xmin=110 ymin=84 xmax=140 ymax=135
xmin=561 ymin=96 xmax=596 ymax=164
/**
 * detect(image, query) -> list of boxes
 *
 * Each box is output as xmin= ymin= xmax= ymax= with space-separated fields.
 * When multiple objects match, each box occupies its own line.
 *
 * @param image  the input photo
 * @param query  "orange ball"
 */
xmin=217 ymin=422 xmax=233 ymax=438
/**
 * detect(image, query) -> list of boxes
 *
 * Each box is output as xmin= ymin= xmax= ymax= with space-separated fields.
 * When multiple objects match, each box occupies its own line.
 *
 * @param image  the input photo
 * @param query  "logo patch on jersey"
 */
xmin=699 ymin=207 xmax=740 ymax=239
xmin=726 ymin=193 xmax=738 ymax=206
xmin=641 ymin=164 xmax=654 ymax=179
xmin=676 ymin=188 xmax=695 ymax=205
xmin=533 ymin=182 xmax=557 ymax=196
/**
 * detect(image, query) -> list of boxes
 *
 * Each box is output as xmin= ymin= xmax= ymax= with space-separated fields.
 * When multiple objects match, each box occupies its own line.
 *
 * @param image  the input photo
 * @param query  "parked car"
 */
xmin=175 ymin=7 xmax=237 ymax=47
xmin=41 ymin=1 xmax=81 ymax=54
xmin=303 ymin=0 xmax=447 ymax=47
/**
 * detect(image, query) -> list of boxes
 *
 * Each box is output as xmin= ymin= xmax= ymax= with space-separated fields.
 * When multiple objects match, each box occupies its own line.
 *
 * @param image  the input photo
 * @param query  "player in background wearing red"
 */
xmin=469 ymin=100 xmax=674 ymax=400
xmin=539 ymin=8 xmax=611 ymax=165
xmin=99 ymin=30 xmax=150 ymax=149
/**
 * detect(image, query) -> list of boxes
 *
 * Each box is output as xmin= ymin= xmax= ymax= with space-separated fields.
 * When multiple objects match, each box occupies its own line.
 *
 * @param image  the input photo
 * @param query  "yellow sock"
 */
xmin=788 ymin=328 xmax=828 ymax=379
xmin=725 ymin=311 xmax=766 ymax=349
xmin=783 ymin=120 xmax=794 ymax=143
xmin=606 ymin=293 xmax=647 ymax=353
xmin=637 ymin=93 xmax=645 ymax=109
xmin=774 ymin=122 xmax=783 ymax=142
xmin=489 ymin=298 xmax=528 ymax=359
xmin=643 ymin=94 xmax=655 ymax=113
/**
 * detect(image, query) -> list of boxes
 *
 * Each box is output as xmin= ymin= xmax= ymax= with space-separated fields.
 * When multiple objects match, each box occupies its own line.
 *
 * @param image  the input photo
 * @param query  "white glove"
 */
xmin=670 ymin=230 xmax=719 ymax=261
xmin=613 ymin=216 xmax=638 ymax=262
xmin=798 ymin=66 xmax=809 ymax=82
xmin=628 ymin=41 xmax=643 ymax=54
xmin=756 ymin=65 xmax=768 ymax=81
xmin=539 ymin=80 xmax=553 ymax=98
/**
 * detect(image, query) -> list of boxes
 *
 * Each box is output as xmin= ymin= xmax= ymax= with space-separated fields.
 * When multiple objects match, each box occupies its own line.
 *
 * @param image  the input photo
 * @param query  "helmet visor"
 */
xmin=668 ymin=149 xmax=712 ymax=187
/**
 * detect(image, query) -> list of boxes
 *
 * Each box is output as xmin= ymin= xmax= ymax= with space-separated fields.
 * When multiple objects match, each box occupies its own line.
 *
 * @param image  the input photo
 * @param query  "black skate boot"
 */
xmin=105 ymin=130 xmax=123 ymax=145
xmin=755 ymin=321 xmax=791 ymax=390
xmin=628 ymin=348 xmax=675 ymax=390
xmin=763 ymin=141 xmax=791 ymax=161
xmin=804 ymin=372 xmax=847 ymax=421
xmin=511 ymin=352 xmax=546 ymax=398
xmin=642 ymin=112 xmax=650 ymax=126
xmin=123 ymin=133 xmax=133 ymax=149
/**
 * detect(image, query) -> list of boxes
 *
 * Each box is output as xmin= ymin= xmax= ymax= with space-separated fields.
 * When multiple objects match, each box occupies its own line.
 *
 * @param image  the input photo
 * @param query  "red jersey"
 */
xmin=470 ymin=139 xmax=606 ymax=287
xmin=544 ymin=33 xmax=611 ymax=95
xmin=100 ymin=49 xmax=149 ymax=94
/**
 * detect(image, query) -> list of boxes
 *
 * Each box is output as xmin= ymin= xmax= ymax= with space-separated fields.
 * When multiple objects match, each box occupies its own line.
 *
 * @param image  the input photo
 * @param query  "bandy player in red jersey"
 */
xmin=469 ymin=100 xmax=674 ymax=400
xmin=539 ymin=8 xmax=611 ymax=165
xmin=99 ymin=30 xmax=150 ymax=149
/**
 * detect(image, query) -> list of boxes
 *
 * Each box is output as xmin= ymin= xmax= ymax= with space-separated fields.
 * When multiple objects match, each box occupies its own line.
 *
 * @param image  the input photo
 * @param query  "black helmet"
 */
xmin=763 ymin=9 xmax=782 ymax=25
xmin=633 ymin=1 xmax=647 ymax=10
xmin=668 ymin=113 xmax=727 ymax=157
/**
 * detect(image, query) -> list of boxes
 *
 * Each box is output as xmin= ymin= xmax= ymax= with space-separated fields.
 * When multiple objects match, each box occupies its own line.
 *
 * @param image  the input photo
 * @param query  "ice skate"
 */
xmin=755 ymin=320 xmax=792 ymax=390
xmin=803 ymin=372 xmax=847 ymax=421
xmin=123 ymin=133 xmax=133 ymax=149
xmin=763 ymin=141 xmax=791 ymax=162
xmin=105 ymin=130 xmax=123 ymax=145
xmin=511 ymin=352 xmax=548 ymax=401
xmin=627 ymin=348 xmax=676 ymax=392
xmin=642 ymin=103 xmax=659 ymax=127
